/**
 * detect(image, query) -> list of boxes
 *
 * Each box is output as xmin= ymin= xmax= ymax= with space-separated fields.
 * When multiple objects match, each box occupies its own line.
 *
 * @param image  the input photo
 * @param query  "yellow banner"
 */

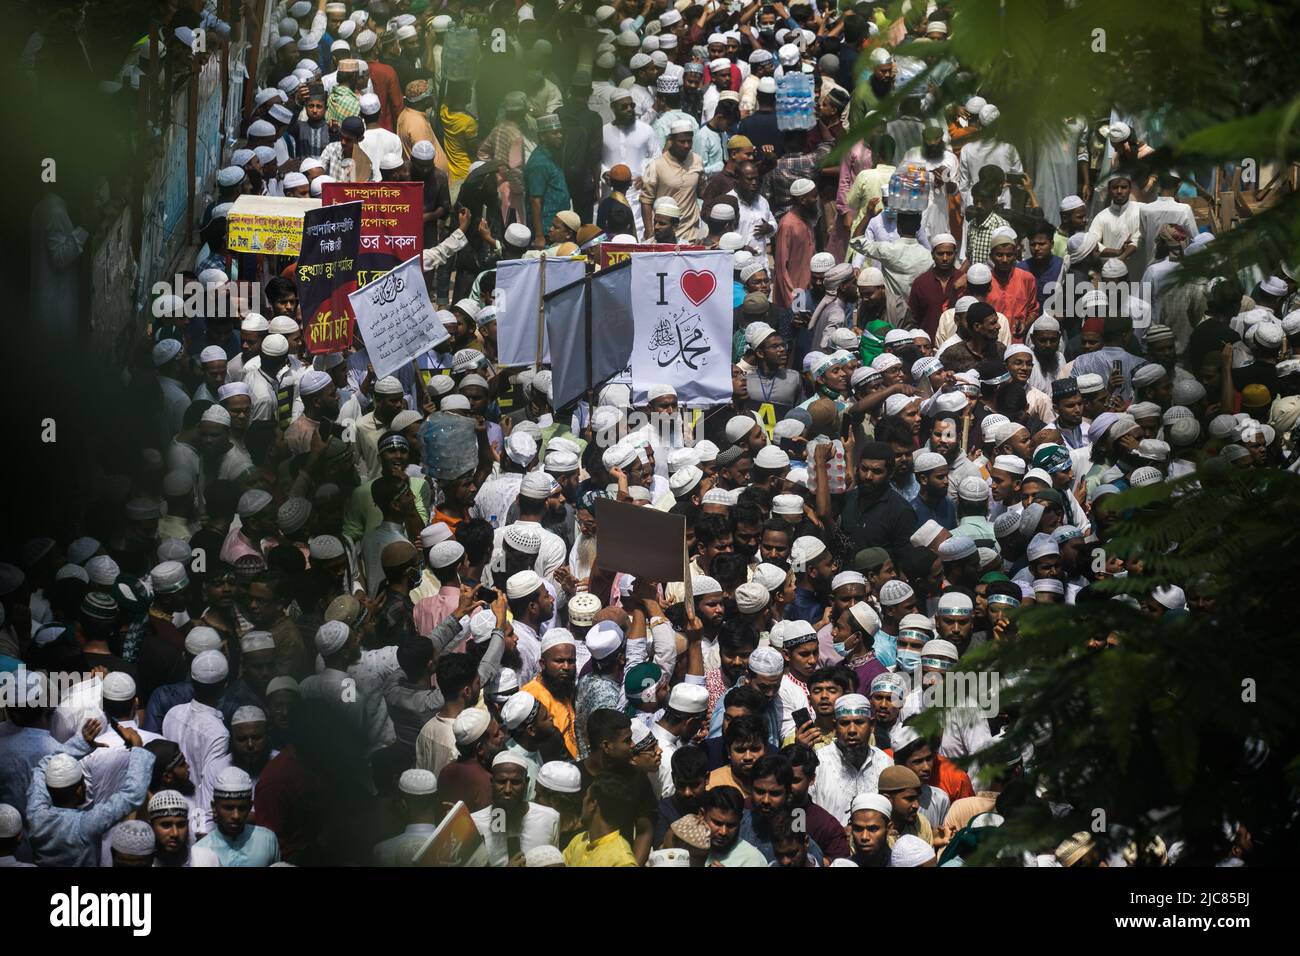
xmin=227 ymin=213 xmax=305 ymax=256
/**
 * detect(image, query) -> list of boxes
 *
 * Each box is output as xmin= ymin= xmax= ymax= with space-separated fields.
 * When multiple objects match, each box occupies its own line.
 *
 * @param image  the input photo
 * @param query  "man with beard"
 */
xmin=148 ymin=790 xmax=219 ymax=866
xmin=700 ymin=784 xmax=766 ymax=866
xmin=907 ymin=234 xmax=963 ymax=340
xmin=731 ymin=160 xmax=778 ymax=253
xmin=1025 ymin=315 xmax=1068 ymax=395
xmin=941 ymin=301 xmax=1007 ymax=373
xmin=354 ymin=375 xmax=409 ymax=483
xmin=1087 ymin=173 xmax=1144 ymax=280
xmin=438 ymin=708 xmax=504 ymax=814
xmin=227 ymin=313 xmax=267 ymax=384
xmin=195 ymin=766 xmax=280 ymax=866
xmin=197 ymin=706 xmax=275 ymax=826
xmin=849 ymin=47 xmax=897 ymax=128
xmin=985 ymin=229 xmax=1041 ymax=342
xmin=906 ymin=121 xmax=960 ymax=239
xmin=773 ymin=179 xmax=819 ymax=310
xmin=806 ymin=264 xmax=858 ymax=353
xmin=847 ymin=793 xmax=893 ymax=866
xmin=498 ymin=690 xmax=559 ymax=797
xmin=739 ymin=752 xmax=826 ymax=864
xmin=1005 ymin=344 xmax=1055 ymax=423
xmin=522 ymin=631 xmax=579 ymax=759
xmin=641 ymin=125 xmax=705 ymax=242
xmin=786 ymin=537 xmax=836 ymax=627
xmin=809 ymin=693 xmax=894 ymax=824
xmin=835 ymin=441 xmax=919 ymax=556
xmin=285 ymin=369 xmax=340 ymax=457
xmin=470 ymin=752 xmax=560 ymax=867
xmin=701 ymin=134 xmax=753 ymax=215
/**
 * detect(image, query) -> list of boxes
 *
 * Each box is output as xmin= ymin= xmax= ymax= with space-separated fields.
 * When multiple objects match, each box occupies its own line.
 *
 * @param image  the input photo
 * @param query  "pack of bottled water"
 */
xmin=884 ymin=162 xmax=932 ymax=212
xmin=775 ymin=72 xmax=815 ymax=130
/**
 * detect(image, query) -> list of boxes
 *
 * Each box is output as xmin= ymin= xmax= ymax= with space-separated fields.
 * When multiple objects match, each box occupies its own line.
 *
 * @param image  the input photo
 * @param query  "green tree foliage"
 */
xmin=910 ymin=460 xmax=1300 ymax=865
xmin=841 ymin=0 xmax=1300 ymax=286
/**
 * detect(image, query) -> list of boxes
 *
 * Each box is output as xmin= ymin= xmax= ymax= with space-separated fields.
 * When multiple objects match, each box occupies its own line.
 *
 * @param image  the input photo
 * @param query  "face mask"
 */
xmin=896 ymin=649 xmax=921 ymax=672
xmin=872 ymin=630 xmax=898 ymax=669
xmin=832 ymin=641 xmax=848 ymax=657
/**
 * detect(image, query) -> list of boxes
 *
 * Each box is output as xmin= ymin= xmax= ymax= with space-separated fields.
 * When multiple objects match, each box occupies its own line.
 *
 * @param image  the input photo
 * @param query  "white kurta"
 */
xmin=1029 ymin=117 xmax=1088 ymax=227
xmin=469 ymin=802 xmax=560 ymax=866
xmin=809 ymin=740 xmax=894 ymax=825
xmin=957 ymin=138 xmax=1023 ymax=210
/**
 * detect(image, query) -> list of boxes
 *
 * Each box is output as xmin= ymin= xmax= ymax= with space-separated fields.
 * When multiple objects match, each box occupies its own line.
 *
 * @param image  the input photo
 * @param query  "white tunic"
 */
xmin=469 ymin=801 xmax=560 ymax=866
xmin=810 ymin=740 xmax=894 ymax=825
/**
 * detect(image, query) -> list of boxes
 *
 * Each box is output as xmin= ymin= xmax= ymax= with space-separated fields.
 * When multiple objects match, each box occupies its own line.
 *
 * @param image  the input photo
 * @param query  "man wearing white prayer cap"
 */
xmin=469 ymin=749 xmax=561 ymax=866
xmin=80 ymin=671 xmax=164 ymax=812
xmin=521 ymin=628 xmax=579 ymax=759
xmin=503 ymin=570 xmax=552 ymax=685
xmin=162 ymin=649 xmax=231 ymax=791
xmin=641 ymin=111 xmax=705 ymax=242
xmin=373 ymin=769 xmax=442 ymax=866
xmin=808 ymin=693 xmax=894 ymax=825
xmin=194 ymin=766 xmax=281 ymax=866
xmin=27 ymin=718 xmax=155 ymax=866
xmin=645 ymin=683 xmax=709 ymax=798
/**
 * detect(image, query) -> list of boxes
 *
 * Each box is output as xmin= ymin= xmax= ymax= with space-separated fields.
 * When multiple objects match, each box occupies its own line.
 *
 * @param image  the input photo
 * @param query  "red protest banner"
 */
xmin=598 ymin=243 xmax=703 ymax=269
xmin=320 ymin=181 xmax=424 ymax=287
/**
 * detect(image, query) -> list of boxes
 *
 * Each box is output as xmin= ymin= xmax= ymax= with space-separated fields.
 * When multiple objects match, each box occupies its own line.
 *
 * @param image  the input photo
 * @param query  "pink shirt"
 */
xmin=413 ymin=585 xmax=462 ymax=637
xmin=220 ymin=524 xmax=263 ymax=565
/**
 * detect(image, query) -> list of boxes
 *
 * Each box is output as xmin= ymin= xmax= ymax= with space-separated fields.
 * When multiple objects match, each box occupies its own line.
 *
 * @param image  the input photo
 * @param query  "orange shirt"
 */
xmin=883 ymin=749 xmax=974 ymax=804
xmin=521 ymin=677 xmax=577 ymax=758
xmin=432 ymin=509 xmax=464 ymax=533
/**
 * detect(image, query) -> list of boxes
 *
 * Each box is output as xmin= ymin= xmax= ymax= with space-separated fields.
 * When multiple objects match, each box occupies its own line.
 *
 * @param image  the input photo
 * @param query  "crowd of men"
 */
xmin=4 ymin=0 xmax=1290 ymax=869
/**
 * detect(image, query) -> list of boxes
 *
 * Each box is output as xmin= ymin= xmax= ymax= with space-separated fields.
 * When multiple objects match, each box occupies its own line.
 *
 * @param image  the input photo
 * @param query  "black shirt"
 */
xmin=837 ymin=484 xmax=919 ymax=559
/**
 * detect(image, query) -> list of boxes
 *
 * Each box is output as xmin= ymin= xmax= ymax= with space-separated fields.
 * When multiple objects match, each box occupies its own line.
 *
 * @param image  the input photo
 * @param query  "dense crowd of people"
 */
xmin=5 ymin=0 xmax=1292 ymax=869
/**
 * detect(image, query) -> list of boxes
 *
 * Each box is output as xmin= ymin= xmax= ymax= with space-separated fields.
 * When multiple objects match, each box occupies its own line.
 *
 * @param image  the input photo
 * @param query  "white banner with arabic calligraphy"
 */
xmin=629 ymin=250 xmax=733 ymax=406
xmin=348 ymin=254 xmax=448 ymax=381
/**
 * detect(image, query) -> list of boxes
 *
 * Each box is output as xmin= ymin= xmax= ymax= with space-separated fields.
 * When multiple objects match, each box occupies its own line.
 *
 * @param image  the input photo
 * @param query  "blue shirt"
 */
xmin=741 ymin=810 xmax=826 ymax=865
xmin=26 ymin=743 xmax=154 ymax=867
xmin=706 ymin=677 xmax=782 ymax=749
xmin=694 ymin=122 xmax=727 ymax=175
xmin=784 ymin=586 xmax=827 ymax=626
xmin=197 ymin=824 xmax=281 ymax=867
xmin=1019 ymin=256 xmax=1064 ymax=308
xmin=912 ymin=493 xmax=957 ymax=530
xmin=0 ymin=726 xmax=69 ymax=817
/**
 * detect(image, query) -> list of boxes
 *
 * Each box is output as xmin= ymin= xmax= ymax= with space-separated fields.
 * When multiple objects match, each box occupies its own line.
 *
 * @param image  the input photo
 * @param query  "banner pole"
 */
xmin=535 ymin=254 xmax=547 ymax=372
xmin=584 ymin=274 xmax=593 ymax=394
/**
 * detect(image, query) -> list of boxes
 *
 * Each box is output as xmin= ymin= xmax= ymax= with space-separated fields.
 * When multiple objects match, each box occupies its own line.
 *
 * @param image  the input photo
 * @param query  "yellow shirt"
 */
xmin=440 ymin=106 xmax=479 ymax=182
xmin=563 ymin=830 xmax=638 ymax=867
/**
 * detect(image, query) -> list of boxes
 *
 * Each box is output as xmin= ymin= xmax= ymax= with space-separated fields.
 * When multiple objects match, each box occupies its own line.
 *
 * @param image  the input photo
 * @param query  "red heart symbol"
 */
xmin=680 ymin=270 xmax=716 ymax=307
